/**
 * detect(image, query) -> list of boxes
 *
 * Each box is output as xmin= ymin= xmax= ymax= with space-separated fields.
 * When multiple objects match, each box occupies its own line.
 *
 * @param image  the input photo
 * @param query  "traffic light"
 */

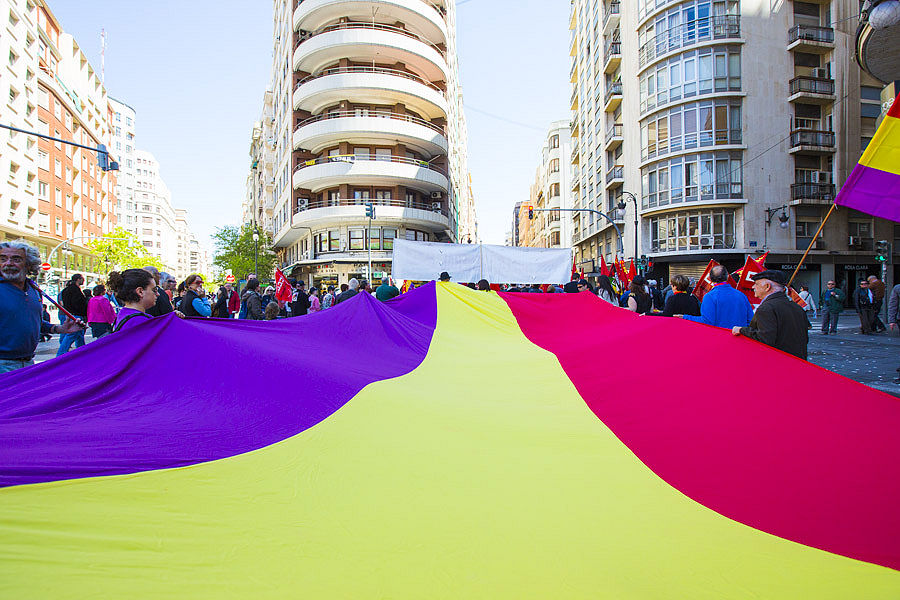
xmin=97 ymin=144 xmax=109 ymax=171
xmin=528 ymin=205 xmax=534 ymax=219
xmin=639 ymin=255 xmax=649 ymax=271
xmin=875 ymin=240 xmax=891 ymax=262
xmin=365 ymin=202 xmax=375 ymax=219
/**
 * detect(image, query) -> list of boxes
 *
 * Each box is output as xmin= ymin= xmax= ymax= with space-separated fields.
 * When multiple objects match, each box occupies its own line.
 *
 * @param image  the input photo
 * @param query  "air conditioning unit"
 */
xmin=431 ymin=202 xmax=442 ymax=210
xmin=699 ymin=236 xmax=713 ymax=247
xmin=811 ymin=68 xmax=828 ymax=79
xmin=430 ymin=191 xmax=442 ymax=199
xmin=811 ymin=170 xmax=831 ymax=183
xmin=849 ymin=236 xmax=861 ymax=246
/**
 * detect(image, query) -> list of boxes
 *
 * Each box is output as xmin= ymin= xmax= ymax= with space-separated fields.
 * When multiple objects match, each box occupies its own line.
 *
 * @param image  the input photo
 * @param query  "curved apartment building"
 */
xmin=247 ymin=0 xmax=473 ymax=288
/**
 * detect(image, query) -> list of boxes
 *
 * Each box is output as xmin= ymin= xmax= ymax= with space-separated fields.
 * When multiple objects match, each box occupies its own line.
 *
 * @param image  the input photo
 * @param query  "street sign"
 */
xmin=40 ymin=262 xmax=51 ymax=271
xmin=225 ymin=274 xmax=236 ymax=283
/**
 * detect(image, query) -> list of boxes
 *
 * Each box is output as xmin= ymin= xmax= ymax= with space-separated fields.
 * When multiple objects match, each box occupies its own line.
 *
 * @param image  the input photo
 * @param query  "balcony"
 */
xmin=293 ymin=66 xmax=447 ymax=120
xmin=787 ymin=25 xmax=834 ymax=53
xmin=788 ymin=76 xmax=835 ymax=104
xmin=788 ymin=130 xmax=835 ymax=155
xmin=638 ymin=15 xmax=741 ymax=68
xmin=605 ymin=165 xmax=624 ymax=188
xmin=571 ymin=87 xmax=579 ymax=111
xmin=275 ymin=196 xmax=449 ymax=246
xmin=292 ymin=153 xmax=449 ymax=193
xmin=294 ymin=0 xmax=447 ymax=47
xmin=604 ymin=123 xmax=623 ymax=150
xmin=294 ymin=22 xmax=449 ymax=84
xmin=604 ymin=82 xmax=622 ymax=112
xmin=603 ymin=2 xmax=621 ymax=34
xmin=603 ymin=41 xmax=622 ymax=74
xmin=791 ymin=182 xmax=836 ymax=204
xmin=293 ymin=110 xmax=448 ymax=155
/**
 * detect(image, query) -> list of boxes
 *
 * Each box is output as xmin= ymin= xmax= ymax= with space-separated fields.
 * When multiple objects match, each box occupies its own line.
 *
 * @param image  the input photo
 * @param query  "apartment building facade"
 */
xmin=108 ymin=98 xmax=136 ymax=235
xmin=246 ymin=0 xmax=475 ymax=288
xmin=518 ymin=121 xmax=574 ymax=249
xmin=570 ymin=0 xmax=897 ymax=293
xmin=1 ymin=0 xmax=117 ymax=288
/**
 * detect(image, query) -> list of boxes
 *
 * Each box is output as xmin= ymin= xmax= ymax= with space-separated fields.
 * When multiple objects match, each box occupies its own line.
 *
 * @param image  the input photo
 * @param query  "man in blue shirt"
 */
xmin=677 ymin=265 xmax=754 ymax=329
xmin=1 ymin=241 xmax=84 ymax=374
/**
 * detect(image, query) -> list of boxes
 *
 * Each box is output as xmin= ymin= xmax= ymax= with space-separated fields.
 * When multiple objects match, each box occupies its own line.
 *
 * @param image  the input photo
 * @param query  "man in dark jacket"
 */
xmin=144 ymin=266 xmax=173 ymax=317
xmin=290 ymin=280 xmax=310 ymax=316
xmin=732 ymin=270 xmax=809 ymax=360
xmin=334 ymin=278 xmax=360 ymax=305
xmin=852 ymin=279 xmax=877 ymax=334
xmin=241 ymin=278 xmax=264 ymax=320
xmin=57 ymin=273 xmax=88 ymax=356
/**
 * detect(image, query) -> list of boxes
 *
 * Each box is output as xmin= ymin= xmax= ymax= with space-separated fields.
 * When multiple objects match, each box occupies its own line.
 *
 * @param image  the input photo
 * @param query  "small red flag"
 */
xmin=628 ymin=259 xmax=636 ymax=280
xmin=735 ymin=256 xmax=766 ymax=306
xmin=787 ymin=286 xmax=809 ymax=309
xmin=274 ymin=268 xmax=293 ymax=303
xmin=600 ymin=255 xmax=609 ymax=277
xmin=692 ymin=260 xmax=719 ymax=302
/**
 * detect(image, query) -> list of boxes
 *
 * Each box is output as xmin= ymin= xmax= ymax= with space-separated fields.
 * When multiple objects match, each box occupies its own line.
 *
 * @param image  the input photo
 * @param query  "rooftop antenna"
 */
xmin=100 ymin=28 xmax=106 ymax=83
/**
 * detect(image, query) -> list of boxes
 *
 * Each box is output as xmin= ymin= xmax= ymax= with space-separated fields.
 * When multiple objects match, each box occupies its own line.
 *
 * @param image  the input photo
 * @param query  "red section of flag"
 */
xmin=735 ymin=256 xmax=766 ymax=306
xmin=787 ymin=286 xmax=808 ymax=309
xmin=274 ymin=268 xmax=293 ymax=303
xmin=692 ymin=260 xmax=719 ymax=302
xmin=628 ymin=259 xmax=636 ymax=280
xmin=571 ymin=257 xmax=578 ymax=280
xmin=600 ymin=255 xmax=609 ymax=277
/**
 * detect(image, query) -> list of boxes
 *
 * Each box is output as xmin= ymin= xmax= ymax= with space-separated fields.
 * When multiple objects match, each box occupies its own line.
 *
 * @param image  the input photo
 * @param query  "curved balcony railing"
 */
xmin=789 ymin=25 xmax=834 ymax=45
xmin=295 ymin=0 xmax=447 ymax=19
xmin=297 ymin=109 xmax=445 ymax=135
xmin=294 ymin=196 xmax=448 ymax=218
xmin=297 ymin=21 xmax=445 ymax=54
xmin=294 ymin=153 xmax=448 ymax=177
xmin=295 ymin=65 xmax=445 ymax=93
xmin=789 ymin=76 xmax=835 ymax=96
xmin=638 ymin=15 xmax=741 ymax=68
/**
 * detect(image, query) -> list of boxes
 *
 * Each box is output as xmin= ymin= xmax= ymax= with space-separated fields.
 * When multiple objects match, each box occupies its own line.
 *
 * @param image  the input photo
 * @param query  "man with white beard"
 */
xmin=0 ymin=240 xmax=84 ymax=373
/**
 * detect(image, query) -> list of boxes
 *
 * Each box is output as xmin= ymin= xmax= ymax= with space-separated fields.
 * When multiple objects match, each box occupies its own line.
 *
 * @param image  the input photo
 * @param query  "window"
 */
xmin=641 ymin=151 xmax=743 ymax=208
xmin=640 ymin=46 xmax=741 ymax=113
xmin=349 ymin=229 xmax=365 ymax=250
xmin=383 ymin=228 xmax=397 ymax=250
xmin=549 ymin=135 xmax=560 ymax=149
xmin=405 ymin=229 xmax=428 ymax=241
xmin=368 ymin=228 xmax=381 ymax=250
xmin=549 ymin=158 xmax=560 ymax=173
xmin=54 ymin=159 xmax=61 ymax=177
xmin=55 ymin=217 xmax=62 ymax=234
xmin=649 ymin=208 xmax=735 ymax=252
xmin=38 ymin=150 xmax=49 ymax=171
xmin=38 ymin=181 xmax=49 ymax=199
xmin=55 ymin=187 xmax=62 ymax=207
xmin=640 ymin=99 xmax=741 ymax=160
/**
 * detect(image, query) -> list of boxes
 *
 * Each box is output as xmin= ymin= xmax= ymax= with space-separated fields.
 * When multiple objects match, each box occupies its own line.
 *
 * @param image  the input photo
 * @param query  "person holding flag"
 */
xmin=273 ymin=268 xmax=294 ymax=314
xmin=732 ymin=270 xmax=809 ymax=360
xmin=678 ymin=264 xmax=753 ymax=329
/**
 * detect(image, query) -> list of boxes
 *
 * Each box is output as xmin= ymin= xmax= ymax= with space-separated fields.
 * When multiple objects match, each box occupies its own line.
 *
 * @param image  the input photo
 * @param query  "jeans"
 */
xmin=873 ymin=300 xmax=886 ymax=331
xmin=821 ymin=308 xmax=839 ymax=333
xmin=858 ymin=308 xmax=877 ymax=334
xmin=56 ymin=316 xmax=86 ymax=356
xmin=0 ymin=358 xmax=33 ymax=374
xmin=89 ymin=323 xmax=111 ymax=339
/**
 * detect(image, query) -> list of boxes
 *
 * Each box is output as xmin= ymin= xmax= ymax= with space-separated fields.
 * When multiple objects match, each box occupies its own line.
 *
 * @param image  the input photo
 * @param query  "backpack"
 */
xmin=112 ymin=311 xmax=152 ymax=333
xmin=238 ymin=299 xmax=248 ymax=320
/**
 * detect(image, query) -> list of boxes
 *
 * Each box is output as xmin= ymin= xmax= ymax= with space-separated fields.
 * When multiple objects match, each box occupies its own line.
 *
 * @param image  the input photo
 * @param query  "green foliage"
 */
xmin=211 ymin=225 xmax=276 ymax=281
xmin=87 ymin=227 xmax=166 ymax=272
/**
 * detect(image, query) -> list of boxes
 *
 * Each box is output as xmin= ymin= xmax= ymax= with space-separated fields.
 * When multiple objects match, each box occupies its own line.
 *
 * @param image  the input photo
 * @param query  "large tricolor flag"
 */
xmin=835 ymin=93 xmax=900 ymax=221
xmin=0 ymin=283 xmax=898 ymax=597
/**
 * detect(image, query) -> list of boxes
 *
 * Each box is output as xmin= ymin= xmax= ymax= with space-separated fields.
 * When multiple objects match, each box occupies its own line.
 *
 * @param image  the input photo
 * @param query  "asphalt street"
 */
xmin=32 ymin=311 xmax=900 ymax=398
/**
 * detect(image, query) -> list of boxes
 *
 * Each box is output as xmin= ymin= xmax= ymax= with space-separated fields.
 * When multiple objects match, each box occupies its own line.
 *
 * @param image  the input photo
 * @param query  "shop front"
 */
xmin=289 ymin=260 xmax=393 ymax=290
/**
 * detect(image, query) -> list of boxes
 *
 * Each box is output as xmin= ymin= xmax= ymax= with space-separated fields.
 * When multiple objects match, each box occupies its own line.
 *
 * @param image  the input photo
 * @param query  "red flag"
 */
xmin=571 ymin=257 xmax=578 ymax=280
xmin=734 ymin=252 xmax=769 ymax=279
xmin=274 ymin=268 xmax=293 ymax=303
xmin=628 ymin=259 xmax=636 ymax=280
xmin=692 ymin=260 xmax=720 ymax=302
xmin=787 ymin=286 xmax=809 ymax=309
xmin=600 ymin=255 xmax=609 ymax=277
xmin=735 ymin=256 xmax=766 ymax=306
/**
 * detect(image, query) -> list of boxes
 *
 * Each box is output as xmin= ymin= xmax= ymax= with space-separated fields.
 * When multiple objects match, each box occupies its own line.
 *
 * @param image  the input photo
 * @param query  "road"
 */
xmin=33 ymin=312 xmax=900 ymax=397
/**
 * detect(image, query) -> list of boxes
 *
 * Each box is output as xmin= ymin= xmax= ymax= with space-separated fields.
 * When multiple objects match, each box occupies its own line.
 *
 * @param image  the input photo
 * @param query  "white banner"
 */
xmin=392 ymin=239 xmax=572 ymax=284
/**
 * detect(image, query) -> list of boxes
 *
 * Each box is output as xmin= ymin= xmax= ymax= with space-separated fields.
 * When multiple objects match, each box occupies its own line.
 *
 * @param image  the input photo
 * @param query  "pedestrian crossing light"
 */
xmin=875 ymin=240 xmax=891 ymax=262
xmin=365 ymin=202 xmax=375 ymax=219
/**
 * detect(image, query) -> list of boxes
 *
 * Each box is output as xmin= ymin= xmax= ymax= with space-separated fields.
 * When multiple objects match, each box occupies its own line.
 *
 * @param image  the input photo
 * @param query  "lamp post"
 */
xmin=764 ymin=205 xmax=791 ymax=250
xmin=252 ymin=226 xmax=260 ymax=280
xmin=616 ymin=191 xmax=640 ymax=267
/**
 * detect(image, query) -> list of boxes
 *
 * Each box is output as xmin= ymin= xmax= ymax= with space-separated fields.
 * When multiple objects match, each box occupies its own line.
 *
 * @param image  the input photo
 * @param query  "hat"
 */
xmin=632 ymin=275 xmax=647 ymax=286
xmin=750 ymin=269 xmax=787 ymax=286
xmin=439 ymin=271 xmax=451 ymax=281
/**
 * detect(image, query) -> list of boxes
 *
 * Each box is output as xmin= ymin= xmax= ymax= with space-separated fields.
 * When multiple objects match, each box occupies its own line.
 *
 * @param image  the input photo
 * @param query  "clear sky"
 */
xmin=54 ymin=1 xmax=571 ymax=247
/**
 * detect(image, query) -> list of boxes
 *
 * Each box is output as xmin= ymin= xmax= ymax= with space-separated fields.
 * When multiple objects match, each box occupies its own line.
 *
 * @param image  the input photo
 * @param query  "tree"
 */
xmin=211 ymin=224 xmax=276 ymax=282
xmin=87 ymin=227 xmax=166 ymax=273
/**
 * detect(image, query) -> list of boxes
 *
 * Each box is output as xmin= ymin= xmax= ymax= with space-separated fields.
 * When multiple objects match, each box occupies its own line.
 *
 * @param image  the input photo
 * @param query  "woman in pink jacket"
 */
xmin=87 ymin=284 xmax=116 ymax=339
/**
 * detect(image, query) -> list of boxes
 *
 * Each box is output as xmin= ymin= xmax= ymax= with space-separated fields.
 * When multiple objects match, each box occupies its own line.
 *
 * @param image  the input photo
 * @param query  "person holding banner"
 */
xmin=0 ymin=240 xmax=85 ymax=373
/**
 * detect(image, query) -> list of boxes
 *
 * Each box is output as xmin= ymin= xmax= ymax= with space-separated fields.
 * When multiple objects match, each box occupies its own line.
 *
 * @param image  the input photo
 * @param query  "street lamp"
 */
xmin=764 ymin=204 xmax=791 ymax=249
xmin=252 ymin=226 xmax=260 ymax=280
xmin=616 ymin=191 xmax=640 ymax=265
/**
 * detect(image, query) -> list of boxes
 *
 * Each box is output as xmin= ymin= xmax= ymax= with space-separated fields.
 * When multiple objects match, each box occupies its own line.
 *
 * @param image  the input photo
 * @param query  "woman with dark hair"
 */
xmin=173 ymin=281 xmax=186 ymax=311
xmin=476 ymin=279 xmax=491 ymax=291
xmin=109 ymin=269 xmax=158 ymax=332
xmin=212 ymin=286 xmax=229 ymax=318
xmin=657 ymin=274 xmax=700 ymax=317
xmin=595 ymin=275 xmax=618 ymax=305
xmin=626 ymin=276 xmax=653 ymax=314
xmin=179 ymin=274 xmax=212 ymax=318
xmin=86 ymin=284 xmax=116 ymax=338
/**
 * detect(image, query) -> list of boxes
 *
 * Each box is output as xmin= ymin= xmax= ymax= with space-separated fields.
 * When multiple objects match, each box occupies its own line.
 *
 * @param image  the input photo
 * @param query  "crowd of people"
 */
xmin=2 ymin=236 xmax=899 ymax=378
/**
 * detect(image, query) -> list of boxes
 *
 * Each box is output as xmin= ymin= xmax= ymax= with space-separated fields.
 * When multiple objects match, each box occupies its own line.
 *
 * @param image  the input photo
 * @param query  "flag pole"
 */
xmin=787 ymin=203 xmax=837 ymax=289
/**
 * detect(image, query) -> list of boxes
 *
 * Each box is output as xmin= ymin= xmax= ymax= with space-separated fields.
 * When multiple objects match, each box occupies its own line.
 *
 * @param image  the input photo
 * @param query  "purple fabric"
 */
xmin=835 ymin=164 xmax=900 ymax=223
xmin=0 ymin=283 xmax=437 ymax=487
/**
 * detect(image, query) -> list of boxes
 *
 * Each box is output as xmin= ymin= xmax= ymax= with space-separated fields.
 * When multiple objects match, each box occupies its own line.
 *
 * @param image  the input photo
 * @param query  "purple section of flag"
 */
xmin=835 ymin=164 xmax=900 ymax=223
xmin=0 ymin=284 xmax=437 ymax=488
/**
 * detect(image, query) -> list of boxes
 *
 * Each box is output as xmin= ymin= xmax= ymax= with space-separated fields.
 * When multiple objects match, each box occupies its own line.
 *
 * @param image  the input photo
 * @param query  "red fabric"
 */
xmin=888 ymin=92 xmax=900 ymax=119
xmin=736 ymin=256 xmax=766 ymax=306
xmin=227 ymin=290 xmax=240 ymax=314
xmin=274 ymin=269 xmax=293 ymax=303
xmin=600 ymin=255 xmax=609 ymax=277
xmin=788 ymin=286 xmax=808 ymax=309
xmin=691 ymin=260 xmax=720 ymax=302
xmin=498 ymin=290 xmax=900 ymax=571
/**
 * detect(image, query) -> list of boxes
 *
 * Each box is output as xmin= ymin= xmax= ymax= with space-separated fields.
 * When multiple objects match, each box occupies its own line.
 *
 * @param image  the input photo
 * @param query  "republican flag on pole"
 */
xmin=834 ymin=93 xmax=900 ymax=222
xmin=274 ymin=268 xmax=293 ymax=303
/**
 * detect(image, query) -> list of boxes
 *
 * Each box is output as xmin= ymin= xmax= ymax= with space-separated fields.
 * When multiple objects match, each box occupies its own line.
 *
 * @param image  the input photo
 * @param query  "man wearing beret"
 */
xmin=731 ymin=270 xmax=809 ymax=360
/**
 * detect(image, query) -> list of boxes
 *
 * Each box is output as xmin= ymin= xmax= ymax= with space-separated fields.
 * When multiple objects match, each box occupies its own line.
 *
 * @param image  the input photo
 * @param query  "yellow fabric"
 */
xmin=859 ymin=114 xmax=900 ymax=175
xmin=0 ymin=284 xmax=897 ymax=598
